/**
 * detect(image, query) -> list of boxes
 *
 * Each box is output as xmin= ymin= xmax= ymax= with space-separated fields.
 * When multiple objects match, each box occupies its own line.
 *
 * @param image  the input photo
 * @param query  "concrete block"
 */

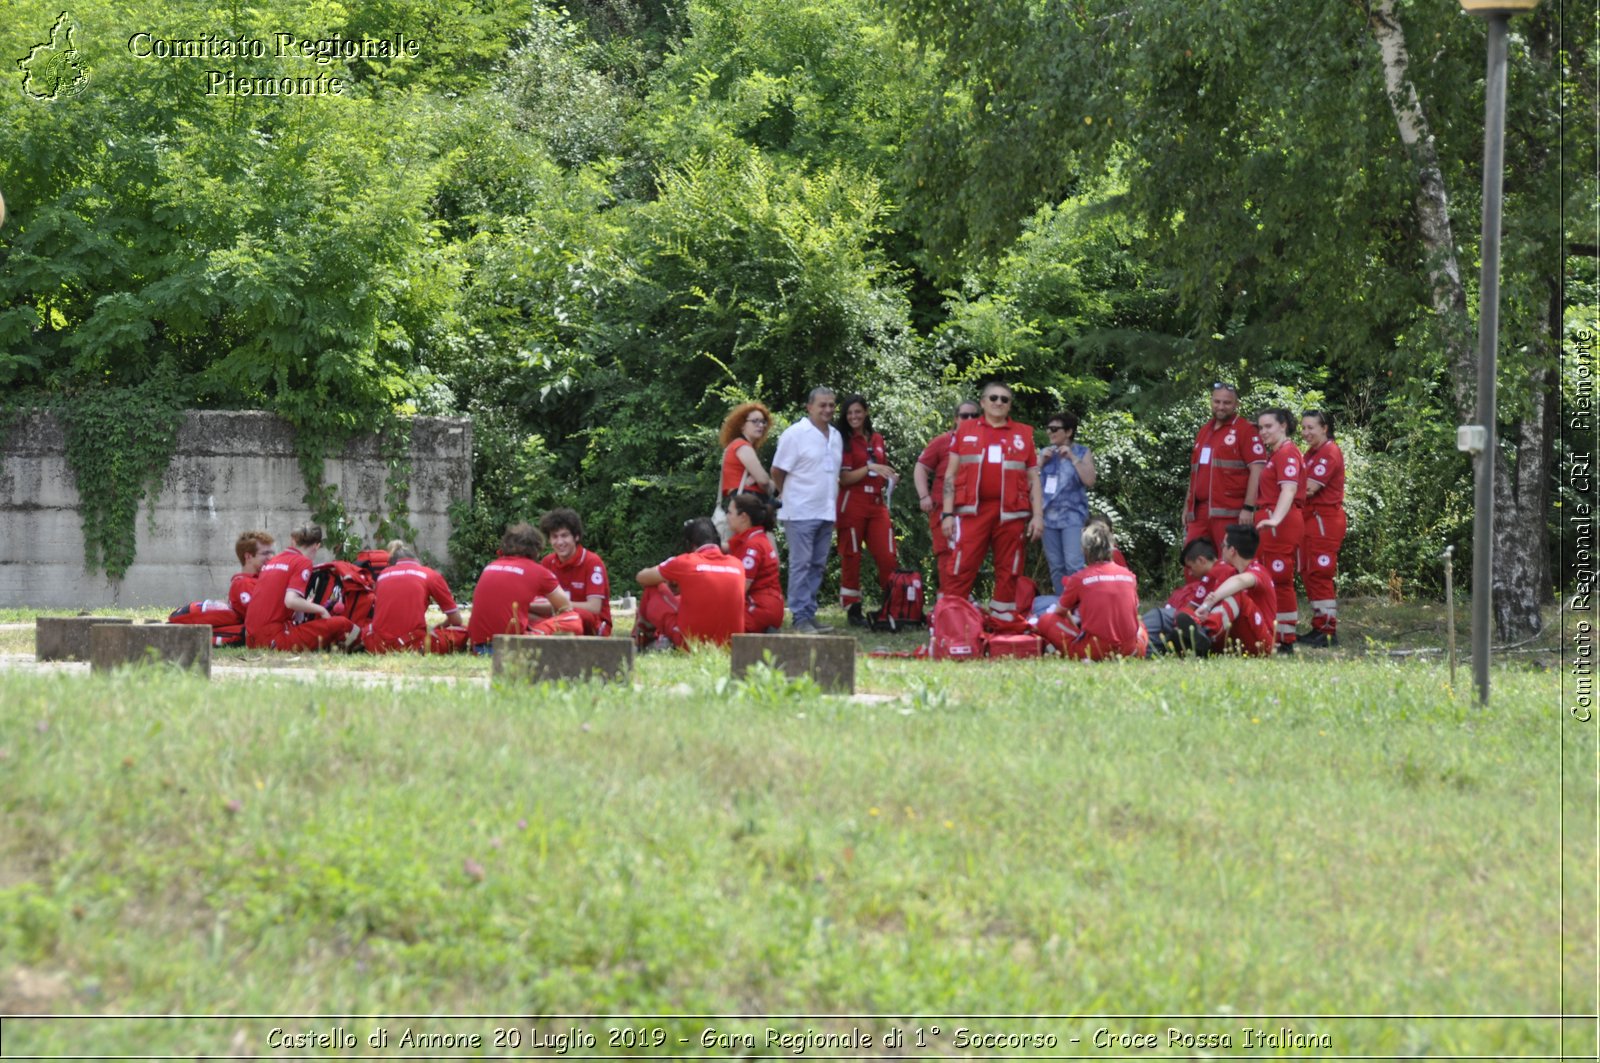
xmin=36 ymin=616 xmax=133 ymax=661
xmin=731 ymin=634 xmax=856 ymax=694
xmin=492 ymin=636 xmax=634 ymax=684
xmin=89 ymin=624 xmax=211 ymax=677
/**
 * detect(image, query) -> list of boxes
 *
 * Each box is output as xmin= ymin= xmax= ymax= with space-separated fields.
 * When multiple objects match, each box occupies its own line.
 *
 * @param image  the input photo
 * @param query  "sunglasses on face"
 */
xmin=984 ymin=395 xmax=1012 ymax=404
xmin=1048 ymin=424 xmax=1066 ymax=432
xmin=958 ymin=411 xmax=980 ymax=420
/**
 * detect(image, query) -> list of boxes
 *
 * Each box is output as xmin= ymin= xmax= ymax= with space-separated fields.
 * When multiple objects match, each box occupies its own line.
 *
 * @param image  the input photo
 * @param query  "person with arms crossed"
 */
xmin=770 ymin=387 xmax=844 ymax=634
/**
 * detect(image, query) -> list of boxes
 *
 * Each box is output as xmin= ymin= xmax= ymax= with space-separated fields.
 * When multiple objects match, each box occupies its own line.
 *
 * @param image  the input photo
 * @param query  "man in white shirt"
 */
xmin=771 ymin=386 xmax=845 ymax=634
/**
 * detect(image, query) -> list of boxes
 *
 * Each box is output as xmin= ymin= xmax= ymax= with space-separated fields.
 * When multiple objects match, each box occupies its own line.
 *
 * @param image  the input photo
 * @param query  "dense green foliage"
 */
xmin=0 ymin=0 xmax=1591 ymax=593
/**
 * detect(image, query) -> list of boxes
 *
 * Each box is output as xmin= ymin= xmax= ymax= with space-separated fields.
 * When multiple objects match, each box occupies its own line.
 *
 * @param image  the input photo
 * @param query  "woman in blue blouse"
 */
xmin=1039 ymin=411 xmax=1097 ymax=594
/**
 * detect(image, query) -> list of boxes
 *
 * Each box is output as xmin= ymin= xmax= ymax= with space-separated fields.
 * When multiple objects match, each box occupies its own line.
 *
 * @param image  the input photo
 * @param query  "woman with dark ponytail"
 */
xmin=726 ymin=492 xmax=785 ymax=634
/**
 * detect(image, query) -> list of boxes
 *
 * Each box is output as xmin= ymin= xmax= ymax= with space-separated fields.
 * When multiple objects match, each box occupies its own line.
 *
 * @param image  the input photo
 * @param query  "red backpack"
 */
xmin=869 ymin=568 xmax=926 ymax=631
xmin=930 ymin=596 xmax=986 ymax=660
xmin=305 ymin=561 xmax=378 ymax=628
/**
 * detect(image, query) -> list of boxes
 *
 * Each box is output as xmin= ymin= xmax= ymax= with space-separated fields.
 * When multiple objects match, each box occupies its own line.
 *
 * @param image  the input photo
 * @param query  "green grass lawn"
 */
xmin=0 ymin=603 xmax=1590 ymax=1058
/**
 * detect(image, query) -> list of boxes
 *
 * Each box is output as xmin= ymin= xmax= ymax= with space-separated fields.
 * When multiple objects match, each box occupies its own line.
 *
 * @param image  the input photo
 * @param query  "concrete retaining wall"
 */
xmin=0 ymin=410 xmax=471 ymax=608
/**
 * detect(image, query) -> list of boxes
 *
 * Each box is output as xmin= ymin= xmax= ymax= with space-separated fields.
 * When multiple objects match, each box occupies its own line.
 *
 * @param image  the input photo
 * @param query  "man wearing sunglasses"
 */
xmin=914 ymin=399 xmax=980 ymax=599
xmin=1183 ymin=382 xmax=1266 ymax=553
xmin=940 ymin=383 xmax=1045 ymax=628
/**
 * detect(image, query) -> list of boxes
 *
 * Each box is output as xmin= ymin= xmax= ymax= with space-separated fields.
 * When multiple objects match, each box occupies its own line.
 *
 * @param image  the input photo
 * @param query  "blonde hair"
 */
xmin=1081 ymin=522 xmax=1114 ymax=566
xmin=719 ymin=402 xmax=772 ymax=448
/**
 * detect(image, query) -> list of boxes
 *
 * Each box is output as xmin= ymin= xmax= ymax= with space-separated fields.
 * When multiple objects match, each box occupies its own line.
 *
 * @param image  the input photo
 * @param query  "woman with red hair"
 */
xmin=714 ymin=401 xmax=775 ymax=542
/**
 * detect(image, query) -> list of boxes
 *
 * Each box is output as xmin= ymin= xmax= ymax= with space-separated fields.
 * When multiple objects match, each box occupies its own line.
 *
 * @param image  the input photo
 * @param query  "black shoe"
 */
xmin=1300 ymin=630 xmax=1338 ymax=648
xmin=846 ymin=603 xmax=867 ymax=628
xmin=1276 ymin=641 xmax=1296 ymax=656
xmin=1173 ymin=612 xmax=1211 ymax=658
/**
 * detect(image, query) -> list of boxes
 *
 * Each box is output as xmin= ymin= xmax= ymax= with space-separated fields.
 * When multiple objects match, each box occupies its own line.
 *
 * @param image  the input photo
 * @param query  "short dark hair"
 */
xmin=682 ymin=516 xmax=719 ymax=549
xmin=1302 ymin=408 xmax=1335 ymax=439
xmin=1224 ymin=523 xmax=1259 ymax=559
xmin=291 ymin=523 xmax=323 ymax=548
xmin=1181 ymin=538 xmax=1218 ymax=564
xmin=539 ymin=507 xmax=585 ymax=542
xmin=1048 ymin=410 xmax=1079 ymax=434
xmin=728 ymin=492 xmax=774 ymax=529
xmin=500 ymin=522 xmax=545 ymax=558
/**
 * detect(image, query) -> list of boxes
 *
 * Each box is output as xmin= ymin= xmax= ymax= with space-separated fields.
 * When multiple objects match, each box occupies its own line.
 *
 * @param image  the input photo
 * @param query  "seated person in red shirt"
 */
xmin=1184 ymin=523 xmax=1278 ymax=657
xmin=534 ymin=508 xmax=612 ymax=636
xmin=361 ymin=543 xmax=468 ymax=654
xmin=169 ymin=529 xmax=274 ymax=631
xmin=1143 ymin=538 xmax=1238 ymax=655
xmin=467 ymin=523 xmax=577 ymax=653
xmin=244 ymin=523 xmax=360 ymax=651
xmin=634 ymin=517 xmax=748 ymax=649
xmin=725 ymin=492 xmax=785 ymax=634
xmin=1037 ymin=522 xmax=1148 ymax=660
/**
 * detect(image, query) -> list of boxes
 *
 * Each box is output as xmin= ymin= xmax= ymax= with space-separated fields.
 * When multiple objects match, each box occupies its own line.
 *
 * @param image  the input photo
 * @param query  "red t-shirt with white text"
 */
xmin=468 ymin=555 xmax=560 ymax=645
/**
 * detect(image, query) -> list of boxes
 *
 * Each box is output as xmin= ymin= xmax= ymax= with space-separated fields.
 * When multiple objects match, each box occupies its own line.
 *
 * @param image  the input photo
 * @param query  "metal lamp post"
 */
xmin=1457 ymin=0 xmax=1539 ymax=705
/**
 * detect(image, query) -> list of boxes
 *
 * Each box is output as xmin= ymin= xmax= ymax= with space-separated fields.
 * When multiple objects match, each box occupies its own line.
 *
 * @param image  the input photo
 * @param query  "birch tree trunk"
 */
xmin=1364 ymin=0 xmax=1550 ymax=640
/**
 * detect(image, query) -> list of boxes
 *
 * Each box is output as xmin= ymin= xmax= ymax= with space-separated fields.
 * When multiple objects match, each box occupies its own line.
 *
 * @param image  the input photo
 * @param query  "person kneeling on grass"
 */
xmin=466 ymin=523 xmax=577 ymax=654
xmin=1036 ymin=522 xmax=1148 ymax=660
xmin=244 ymin=523 xmax=361 ymax=652
xmin=361 ymin=543 xmax=469 ymax=654
xmin=726 ymin=492 xmax=785 ymax=634
xmin=634 ymin=517 xmax=747 ymax=649
xmin=1181 ymin=523 xmax=1278 ymax=657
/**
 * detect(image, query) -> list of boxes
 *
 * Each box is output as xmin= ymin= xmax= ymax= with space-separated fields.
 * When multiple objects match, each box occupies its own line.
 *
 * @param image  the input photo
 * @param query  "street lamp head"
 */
xmin=1458 ymin=0 xmax=1541 ymax=13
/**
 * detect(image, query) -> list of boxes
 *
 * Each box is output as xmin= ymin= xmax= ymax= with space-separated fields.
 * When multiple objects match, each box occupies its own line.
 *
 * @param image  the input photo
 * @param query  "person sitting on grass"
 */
xmin=535 ymin=508 xmax=613 ymax=637
xmin=361 ymin=543 xmax=469 ymax=654
xmin=1143 ymin=538 xmax=1237 ymax=655
xmin=634 ymin=517 xmax=747 ymax=649
xmin=244 ymin=523 xmax=360 ymax=652
xmin=1183 ymin=523 xmax=1277 ymax=657
xmin=1035 ymin=522 xmax=1148 ymax=660
xmin=168 ymin=529 xmax=275 ymax=634
xmin=726 ymin=492 xmax=785 ymax=635
xmin=466 ymin=523 xmax=577 ymax=654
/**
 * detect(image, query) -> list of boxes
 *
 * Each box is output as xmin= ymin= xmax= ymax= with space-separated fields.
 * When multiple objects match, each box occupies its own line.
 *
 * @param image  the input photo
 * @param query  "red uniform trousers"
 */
xmin=637 ymin=584 xmax=687 ymax=647
xmin=1037 ymin=611 xmax=1150 ymax=660
xmin=1185 ymin=501 xmax=1244 ymax=555
xmin=837 ymin=500 xmax=896 ymax=607
xmin=1254 ymin=512 xmax=1303 ymax=646
xmin=363 ymin=625 xmax=471 ymax=654
xmin=745 ymin=591 xmax=785 ymax=634
xmin=926 ymin=510 xmax=957 ymax=598
xmin=250 ymin=616 xmax=356 ymax=652
xmin=944 ymin=505 xmax=1026 ymax=622
xmin=1299 ymin=509 xmax=1346 ymax=635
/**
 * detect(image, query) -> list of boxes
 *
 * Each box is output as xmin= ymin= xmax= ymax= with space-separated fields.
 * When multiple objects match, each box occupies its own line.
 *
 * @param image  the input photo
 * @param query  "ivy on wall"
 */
xmin=59 ymin=377 xmax=187 ymax=581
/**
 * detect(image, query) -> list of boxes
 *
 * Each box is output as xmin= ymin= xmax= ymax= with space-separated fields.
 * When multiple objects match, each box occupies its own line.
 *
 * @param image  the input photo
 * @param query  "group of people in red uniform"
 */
xmin=183 ymin=380 xmax=1345 ymax=661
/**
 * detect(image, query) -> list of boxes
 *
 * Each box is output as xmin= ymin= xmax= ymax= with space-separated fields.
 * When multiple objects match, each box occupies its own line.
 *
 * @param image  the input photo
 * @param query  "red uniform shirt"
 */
xmin=244 ymin=547 xmax=312 ymax=640
xmin=658 ymin=544 xmax=747 ymax=646
xmin=839 ymin=432 xmax=890 ymax=512
xmin=369 ymin=560 xmax=457 ymax=644
xmin=468 ymin=555 xmax=560 ymax=645
xmin=229 ymin=572 xmax=259 ymax=617
xmin=1257 ymin=442 xmax=1305 ymax=515
xmin=540 ymin=547 xmax=612 ymax=631
xmin=1166 ymin=562 xmax=1239 ymax=612
xmin=917 ymin=431 xmax=956 ymax=503
xmin=1058 ymin=561 xmax=1143 ymax=655
xmin=949 ymin=419 xmax=1037 ymax=515
xmin=1228 ymin=559 xmax=1277 ymax=655
xmin=1190 ymin=415 xmax=1267 ymax=510
xmin=728 ymin=527 xmax=782 ymax=607
xmin=1303 ymin=440 xmax=1346 ymax=514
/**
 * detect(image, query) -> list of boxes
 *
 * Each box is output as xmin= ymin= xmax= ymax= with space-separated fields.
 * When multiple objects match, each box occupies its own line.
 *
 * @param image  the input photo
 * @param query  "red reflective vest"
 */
xmin=948 ymin=419 xmax=1037 ymax=521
